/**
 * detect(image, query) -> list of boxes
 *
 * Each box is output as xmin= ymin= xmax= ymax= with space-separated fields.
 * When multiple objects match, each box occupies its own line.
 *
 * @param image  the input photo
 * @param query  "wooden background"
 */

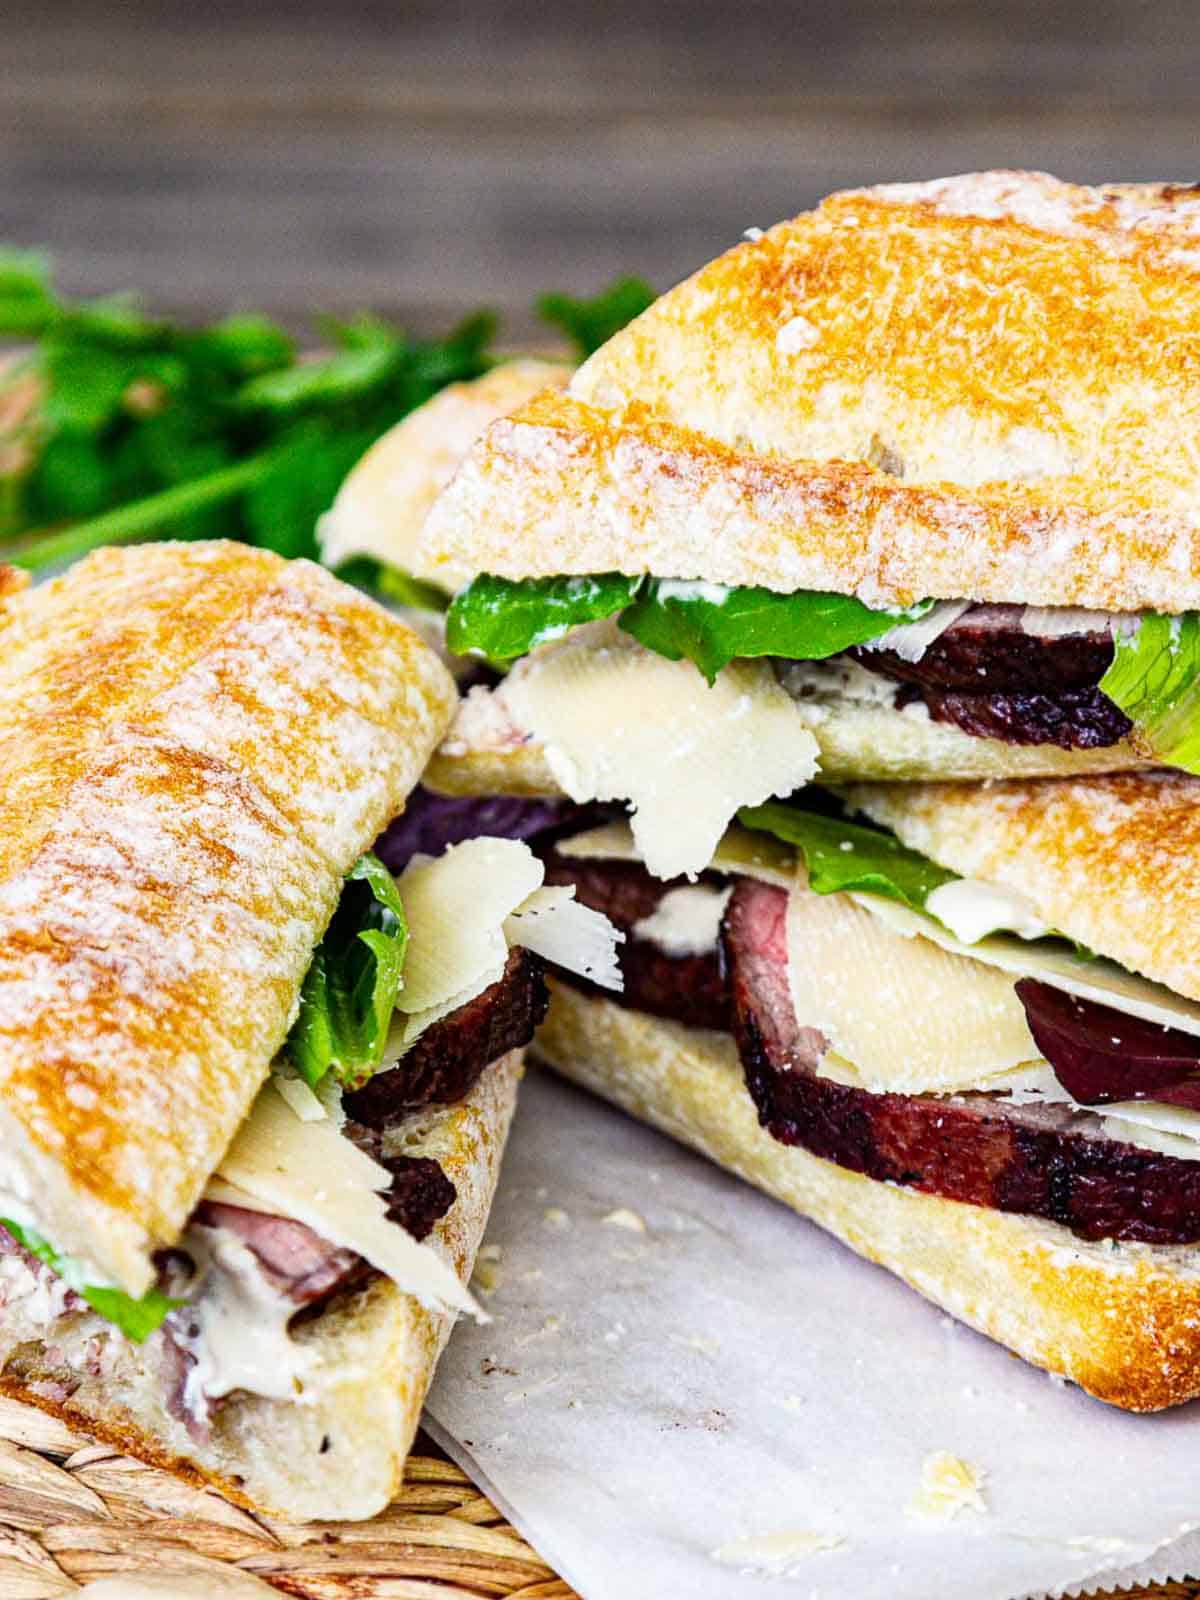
xmin=5 ymin=0 xmax=1200 ymax=342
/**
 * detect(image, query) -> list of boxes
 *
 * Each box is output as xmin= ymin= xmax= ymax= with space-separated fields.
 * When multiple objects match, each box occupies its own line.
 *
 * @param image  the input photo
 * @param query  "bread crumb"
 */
xmin=542 ymin=1206 xmax=571 ymax=1228
xmin=712 ymin=1530 xmax=844 ymax=1575
xmin=907 ymin=1452 xmax=988 ymax=1520
xmin=602 ymin=1207 xmax=647 ymax=1232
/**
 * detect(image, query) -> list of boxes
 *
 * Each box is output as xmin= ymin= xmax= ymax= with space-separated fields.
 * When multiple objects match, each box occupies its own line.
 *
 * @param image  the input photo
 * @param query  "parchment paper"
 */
xmin=425 ymin=1069 xmax=1200 ymax=1600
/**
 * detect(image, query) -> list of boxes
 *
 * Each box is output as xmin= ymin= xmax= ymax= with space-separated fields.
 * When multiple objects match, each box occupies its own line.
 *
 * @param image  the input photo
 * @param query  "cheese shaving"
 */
xmin=499 ymin=624 xmax=819 ymax=879
xmin=215 ymin=1080 xmax=480 ymax=1318
xmin=556 ymin=819 xmax=797 ymax=888
xmin=786 ymin=879 xmax=1039 ymax=1092
xmin=503 ymin=884 xmax=624 ymax=991
xmin=711 ymin=1530 xmax=845 ymax=1574
xmin=907 ymin=1451 xmax=987 ymax=1519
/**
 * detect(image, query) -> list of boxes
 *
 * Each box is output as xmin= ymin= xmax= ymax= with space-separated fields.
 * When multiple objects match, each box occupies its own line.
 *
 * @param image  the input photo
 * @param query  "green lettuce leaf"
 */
xmin=287 ymin=852 xmax=409 ymax=1091
xmin=621 ymin=582 xmax=933 ymax=683
xmin=0 ymin=1219 xmax=179 ymax=1342
xmin=446 ymin=573 xmax=642 ymax=660
xmin=1099 ymin=613 xmax=1200 ymax=773
xmin=737 ymin=800 xmax=958 ymax=911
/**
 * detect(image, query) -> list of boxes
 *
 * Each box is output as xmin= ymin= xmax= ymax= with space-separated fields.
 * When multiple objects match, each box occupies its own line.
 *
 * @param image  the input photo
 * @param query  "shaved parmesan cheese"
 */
xmin=504 ymin=884 xmax=623 ymax=991
xmin=556 ymin=819 xmax=797 ymax=889
xmin=907 ymin=1452 xmax=987 ymax=1519
xmin=633 ymin=884 xmax=732 ymax=956
xmin=859 ymin=600 xmax=971 ymax=662
xmin=215 ymin=1081 xmax=480 ymax=1318
xmin=856 ymin=894 xmax=1200 ymax=1040
xmin=393 ymin=837 xmax=544 ymax=1045
xmin=786 ymin=881 xmax=1038 ymax=1092
xmin=272 ymin=1073 xmax=327 ymax=1122
xmin=500 ymin=625 xmax=819 ymax=879
xmin=1019 ymin=606 xmax=1124 ymax=638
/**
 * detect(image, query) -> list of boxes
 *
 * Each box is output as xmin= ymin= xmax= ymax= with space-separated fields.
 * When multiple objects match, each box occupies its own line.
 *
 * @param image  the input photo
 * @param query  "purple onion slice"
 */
xmin=1016 ymin=978 xmax=1200 ymax=1109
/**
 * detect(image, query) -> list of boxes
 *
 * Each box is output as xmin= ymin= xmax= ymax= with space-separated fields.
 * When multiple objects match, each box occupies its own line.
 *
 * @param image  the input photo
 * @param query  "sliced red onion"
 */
xmin=1016 ymin=978 xmax=1200 ymax=1109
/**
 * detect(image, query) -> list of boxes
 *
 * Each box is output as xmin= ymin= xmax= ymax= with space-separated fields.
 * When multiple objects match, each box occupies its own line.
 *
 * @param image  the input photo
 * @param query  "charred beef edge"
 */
xmin=722 ymin=878 xmax=1200 ymax=1245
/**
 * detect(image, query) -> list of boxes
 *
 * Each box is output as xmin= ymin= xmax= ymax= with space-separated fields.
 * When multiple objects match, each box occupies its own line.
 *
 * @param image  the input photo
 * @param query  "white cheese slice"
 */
xmin=854 ymin=894 xmax=1200 ymax=1040
xmin=633 ymin=884 xmax=733 ymax=957
xmin=556 ymin=819 xmax=797 ymax=889
xmin=499 ymin=624 xmax=819 ymax=879
xmin=503 ymin=884 xmax=624 ymax=991
xmin=393 ymin=836 xmax=543 ymax=1042
xmin=858 ymin=599 xmax=971 ymax=662
xmin=215 ymin=1080 xmax=479 ymax=1318
xmin=786 ymin=879 xmax=1039 ymax=1092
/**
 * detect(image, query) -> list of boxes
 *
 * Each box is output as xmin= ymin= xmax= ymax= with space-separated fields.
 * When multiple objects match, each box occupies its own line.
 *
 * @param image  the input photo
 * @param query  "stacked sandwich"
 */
xmin=335 ymin=170 xmax=1200 ymax=1411
xmin=0 ymin=539 xmax=620 ymax=1516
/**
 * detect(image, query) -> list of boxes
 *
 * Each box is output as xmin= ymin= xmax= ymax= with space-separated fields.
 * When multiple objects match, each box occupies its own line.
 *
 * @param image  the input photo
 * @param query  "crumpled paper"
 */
xmin=426 ymin=1068 xmax=1200 ymax=1600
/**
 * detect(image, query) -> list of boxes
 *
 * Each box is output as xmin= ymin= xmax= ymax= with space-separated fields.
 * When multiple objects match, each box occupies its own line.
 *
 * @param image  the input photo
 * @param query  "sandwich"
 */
xmin=519 ymin=773 xmax=1200 ymax=1412
xmin=403 ymin=172 xmax=1200 ymax=881
xmin=0 ymin=539 xmax=618 ymax=1519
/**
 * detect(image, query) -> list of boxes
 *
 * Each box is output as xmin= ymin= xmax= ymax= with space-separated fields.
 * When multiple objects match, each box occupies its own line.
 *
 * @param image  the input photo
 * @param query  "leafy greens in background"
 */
xmin=1099 ymin=613 xmax=1200 ymax=774
xmin=287 ymin=853 xmax=409 ymax=1092
xmin=537 ymin=277 xmax=655 ymax=358
xmin=0 ymin=252 xmax=652 ymax=576
xmin=737 ymin=800 xmax=959 ymax=912
xmin=0 ymin=1218 xmax=179 ymax=1341
xmin=446 ymin=571 xmax=930 ymax=677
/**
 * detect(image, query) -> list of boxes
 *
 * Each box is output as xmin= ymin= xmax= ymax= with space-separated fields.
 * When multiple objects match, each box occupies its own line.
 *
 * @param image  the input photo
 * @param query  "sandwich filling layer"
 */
xmin=534 ymin=806 xmax=1200 ymax=1245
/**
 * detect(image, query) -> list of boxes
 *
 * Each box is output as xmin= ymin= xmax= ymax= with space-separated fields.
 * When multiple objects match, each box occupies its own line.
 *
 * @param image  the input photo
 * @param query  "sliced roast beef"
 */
xmin=853 ymin=604 xmax=1114 ymax=694
xmin=723 ymin=877 xmax=1200 ymax=1244
xmin=375 ymin=787 xmax=619 ymax=875
xmin=893 ymin=682 xmax=1132 ymax=749
xmin=344 ymin=947 xmax=548 ymax=1128
xmin=542 ymin=850 xmax=730 ymax=1030
xmin=191 ymin=1201 xmax=365 ymax=1307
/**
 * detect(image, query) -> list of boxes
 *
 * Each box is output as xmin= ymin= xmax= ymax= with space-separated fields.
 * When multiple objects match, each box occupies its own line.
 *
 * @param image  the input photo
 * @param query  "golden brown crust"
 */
xmin=320 ymin=360 xmax=572 ymax=579
xmin=848 ymin=772 xmax=1200 ymax=1004
xmin=0 ymin=566 xmax=28 ymax=605
xmin=0 ymin=542 xmax=457 ymax=1295
xmin=536 ymin=985 xmax=1200 ymax=1412
xmin=0 ymin=1051 xmax=521 ymax=1520
xmin=421 ymin=173 xmax=1200 ymax=610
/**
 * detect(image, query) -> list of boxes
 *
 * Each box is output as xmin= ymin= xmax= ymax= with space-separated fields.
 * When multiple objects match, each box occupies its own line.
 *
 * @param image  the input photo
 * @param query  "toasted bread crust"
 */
xmin=422 ymin=173 xmax=1200 ymax=610
xmin=0 ymin=542 xmax=457 ymax=1294
xmin=320 ymin=360 xmax=572 ymax=578
xmin=0 ymin=1050 xmax=521 ymax=1520
xmin=850 ymin=773 xmax=1200 ymax=1006
xmin=536 ymin=985 xmax=1200 ymax=1412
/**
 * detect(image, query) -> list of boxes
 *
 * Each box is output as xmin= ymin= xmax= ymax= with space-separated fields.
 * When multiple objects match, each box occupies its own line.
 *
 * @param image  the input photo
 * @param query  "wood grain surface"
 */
xmin=4 ymin=3 xmax=1200 ymax=1592
xmin=5 ymin=0 xmax=1200 ymax=338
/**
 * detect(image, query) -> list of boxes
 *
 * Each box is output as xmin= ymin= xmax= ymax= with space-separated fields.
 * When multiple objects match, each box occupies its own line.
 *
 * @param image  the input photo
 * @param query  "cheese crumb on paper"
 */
xmin=711 ymin=1530 xmax=845 ymax=1576
xmin=907 ymin=1452 xmax=988 ymax=1520
xmin=602 ymin=1207 xmax=647 ymax=1233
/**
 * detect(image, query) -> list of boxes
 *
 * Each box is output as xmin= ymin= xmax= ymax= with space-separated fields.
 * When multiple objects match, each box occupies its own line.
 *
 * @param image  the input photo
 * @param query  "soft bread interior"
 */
xmin=0 ymin=1051 xmax=520 ymax=1521
xmin=534 ymin=984 xmax=1200 ymax=1412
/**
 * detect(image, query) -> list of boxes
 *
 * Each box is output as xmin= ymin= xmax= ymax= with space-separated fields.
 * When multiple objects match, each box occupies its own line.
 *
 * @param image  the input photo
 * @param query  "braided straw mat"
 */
xmin=0 ymin=1396 xmax=1189 ymax=1600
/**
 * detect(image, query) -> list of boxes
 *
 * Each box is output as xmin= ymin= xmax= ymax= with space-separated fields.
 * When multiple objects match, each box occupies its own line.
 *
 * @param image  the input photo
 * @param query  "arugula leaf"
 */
xmin=1099 ymin=613 xmax=1200 ymax=773
xmin=288 ymin=852 xmax=409 ymax=1091
xmin=0 ymin=1219 xmax=178 ymax=1342
xmin=447 ymin=573 xmax=642 ymax=659
xmin=538 ymin=277 xmax=655 ymax=357
xmin=621 ymin=582 xmax=932 ymax=684
xmin=738 ymin=800 xmax=959 ymax=911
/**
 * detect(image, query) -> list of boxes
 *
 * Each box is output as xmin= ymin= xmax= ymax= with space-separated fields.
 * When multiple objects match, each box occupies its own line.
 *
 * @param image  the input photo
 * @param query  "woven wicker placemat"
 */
xmin=0 ymin=1394 xmax=1188 ymax=1599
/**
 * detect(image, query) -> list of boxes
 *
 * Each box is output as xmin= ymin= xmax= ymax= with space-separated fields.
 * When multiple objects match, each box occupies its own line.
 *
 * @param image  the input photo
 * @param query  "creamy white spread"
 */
xmin=178 ymin=1224 xmax=315 ymax=1418
xmin=924 ymin=878 xmax=1050 ymax=944
xmin=632 ymin=884 xmax=733 ymax=956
